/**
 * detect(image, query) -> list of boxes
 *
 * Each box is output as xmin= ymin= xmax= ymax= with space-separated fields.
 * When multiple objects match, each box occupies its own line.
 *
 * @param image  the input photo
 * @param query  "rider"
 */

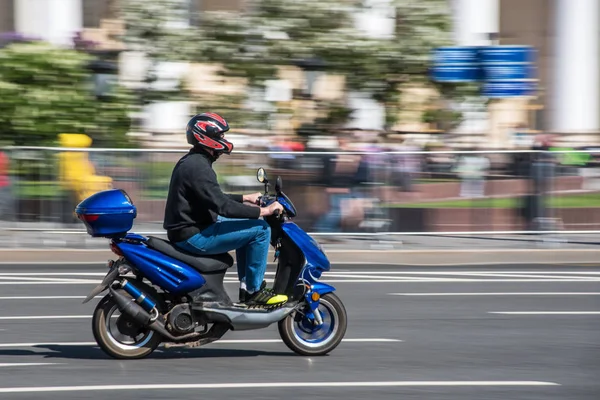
xmin=163 ymin=112 xmax=287 ymax=307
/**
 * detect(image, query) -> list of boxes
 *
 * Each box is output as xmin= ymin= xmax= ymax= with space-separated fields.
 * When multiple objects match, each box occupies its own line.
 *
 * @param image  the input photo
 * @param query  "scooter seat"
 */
xmin=146 ymin=237 xmax=234 ymax=273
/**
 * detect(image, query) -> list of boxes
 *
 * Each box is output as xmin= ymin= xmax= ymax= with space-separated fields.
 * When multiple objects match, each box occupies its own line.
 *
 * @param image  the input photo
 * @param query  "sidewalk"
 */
xmin=0 ymin=221 xmax=598 ymax=247
xmin=0 ymin=222 xmax=598 ymax=265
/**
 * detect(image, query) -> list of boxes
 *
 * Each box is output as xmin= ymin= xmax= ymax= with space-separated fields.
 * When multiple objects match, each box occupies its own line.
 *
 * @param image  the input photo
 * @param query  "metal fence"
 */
xmin=1 ymin=146 xmax=600 ymax=239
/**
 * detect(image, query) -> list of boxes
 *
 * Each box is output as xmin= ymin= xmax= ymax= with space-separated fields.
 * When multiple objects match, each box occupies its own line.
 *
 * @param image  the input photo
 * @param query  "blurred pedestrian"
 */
xmin=455 ymin=149 xmax=490 ymax=198
xmin=0 ymin=151 xmax=13 ymax=221
xmin=313 ymin=136 xmax=361 ymax=233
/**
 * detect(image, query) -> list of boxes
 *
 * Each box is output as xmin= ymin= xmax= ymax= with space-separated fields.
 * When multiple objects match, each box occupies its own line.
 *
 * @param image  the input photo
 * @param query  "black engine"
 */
xmin=166 ymin=304 xmax=194 ymax=334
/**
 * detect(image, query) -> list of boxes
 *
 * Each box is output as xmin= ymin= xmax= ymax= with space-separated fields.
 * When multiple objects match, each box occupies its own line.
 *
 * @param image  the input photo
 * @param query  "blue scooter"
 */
xmin=77 ymin=168 xmax=347 ymax=359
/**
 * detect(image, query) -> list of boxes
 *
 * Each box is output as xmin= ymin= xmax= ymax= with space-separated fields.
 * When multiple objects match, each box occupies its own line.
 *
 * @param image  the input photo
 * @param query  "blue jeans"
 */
xmin=176 ymin=217 xmax=271 ymax=293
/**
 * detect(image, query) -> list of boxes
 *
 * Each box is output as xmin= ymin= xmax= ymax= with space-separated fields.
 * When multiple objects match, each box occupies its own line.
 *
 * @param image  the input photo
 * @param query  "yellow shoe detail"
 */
xmin=266 ymin=294 xmax=288 ymax=305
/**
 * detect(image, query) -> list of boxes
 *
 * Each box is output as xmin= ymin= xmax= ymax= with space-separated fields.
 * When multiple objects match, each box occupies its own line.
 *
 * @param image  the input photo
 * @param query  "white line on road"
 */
xmin=0 ymin=315 xmax=90 ymax=320
xmin=489 ymin=311 xmax=600 ymax=315
xmin=0 ymin=381 xmax=560 ymax=393
xmin=0 ymin=296 xmax=93 ymax=300
xmin=0 ymin=363 xmax=61 ymax=368
xmin=0 ymin=338 xmax=401 ymax=348
xmin=0 ymin=282 xmax=102 ymax=285
xmin=3 ymin=270 xmax=600 ymax=276
xmin=435 ymin=273 xmax=596 ymax=280
xmin=3 ymin=278 xmax=600 ymax=285
xmin=332 ymin=271 xmax=600 ymax=275
xmin=0 ymin=276 xmax=94 ymax=282
xmin=213 ymin=338 xmax=402 ymax=344
xmin=390 ymin=292 xmax=600 ymax=296
xmin=0 ymin=273 xmax=108 ymax=276
xmin=326 ymin=279 xmax=600 ymax=282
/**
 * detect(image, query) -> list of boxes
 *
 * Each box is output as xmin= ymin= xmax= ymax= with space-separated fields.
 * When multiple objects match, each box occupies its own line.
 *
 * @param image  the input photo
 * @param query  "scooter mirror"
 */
xmin=257 ymin=168 xmax=268 ymax=183
xmin=276 ymin=176 xmax=283 ymax=193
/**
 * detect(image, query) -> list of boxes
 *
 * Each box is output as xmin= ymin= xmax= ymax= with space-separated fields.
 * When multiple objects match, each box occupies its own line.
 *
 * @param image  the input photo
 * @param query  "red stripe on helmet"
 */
xmin=193 ymin=132 xmax=225 ymax=151
xmin=203 ymin=113 xmax=227 ymax=126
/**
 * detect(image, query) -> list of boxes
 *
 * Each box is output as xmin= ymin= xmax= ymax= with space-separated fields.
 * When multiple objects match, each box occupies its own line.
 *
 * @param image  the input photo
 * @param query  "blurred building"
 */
xmin=0 ymin=0 xmax=598 ymax=147
xmin=452 ymin=0 xmax=600 ymax=147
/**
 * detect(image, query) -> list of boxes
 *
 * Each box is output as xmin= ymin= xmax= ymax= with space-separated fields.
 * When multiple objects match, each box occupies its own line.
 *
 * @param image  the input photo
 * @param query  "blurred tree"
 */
xmin=195 ymin=0 xmax=465 ymax=132
xmin=0 ymin=42 xmax=134 ymax=147
xmin=119 ymin=0 xmax=198 ymax=105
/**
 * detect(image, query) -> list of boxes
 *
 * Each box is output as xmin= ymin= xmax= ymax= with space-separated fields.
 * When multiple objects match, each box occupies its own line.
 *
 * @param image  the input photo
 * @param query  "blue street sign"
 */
xmin=483 ymin=64 xmax=536 ymax=81
xmin=433 ymin=46 xmax=480 ymax=65
xmin=481 ymin=81 xmax=537 ymax=98
xmin=478 ymin=46 xmax=536 ymax=64
xmin=479 ymin=45 xmax=537 ymax=97
xmin=431 ymin=45 xmax=538 ymax=97
xmin=430 ymin=65 xmax=483 ymax=82
xmin=431 ymin=46 xmax=480 ymax=83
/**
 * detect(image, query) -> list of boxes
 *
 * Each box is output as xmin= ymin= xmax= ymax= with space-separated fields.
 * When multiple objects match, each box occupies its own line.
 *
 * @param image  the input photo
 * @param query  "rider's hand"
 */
xmin=260 ymin=201 xmax=284 ymax=217
xmin=243 ymin=192 xmax=262 ymax=205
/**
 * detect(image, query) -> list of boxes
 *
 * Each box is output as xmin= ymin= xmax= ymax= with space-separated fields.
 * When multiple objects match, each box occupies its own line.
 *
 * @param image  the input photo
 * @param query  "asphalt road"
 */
xmin=0 ymin=263 xmax=598 ymax=399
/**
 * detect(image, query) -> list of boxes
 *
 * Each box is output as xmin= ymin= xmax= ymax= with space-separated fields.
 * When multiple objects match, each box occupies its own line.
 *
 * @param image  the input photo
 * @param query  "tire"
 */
xmin=92 ymin=289 xmax=162 ymax=359
xmin=278 ymin=292 xmax=347 ymax=356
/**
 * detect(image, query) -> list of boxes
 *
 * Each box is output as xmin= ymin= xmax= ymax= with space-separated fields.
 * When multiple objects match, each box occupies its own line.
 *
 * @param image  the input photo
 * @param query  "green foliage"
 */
xmin=90 ymin=86 xmax=138 ymax=147
xmin=0 ymin=42 xmax=135 ymax=147
xmin=190 ymin=92 xmax=271 ymax=128
xmin=120 ymin=0 xmax=198 ymax=61
xmin=120 ymin=0 xmax=198 ymax=106
xmin=314 ymin=101 xmax=355 ymax=134
xmin=195 ymin=0 xmax=458 ymax=131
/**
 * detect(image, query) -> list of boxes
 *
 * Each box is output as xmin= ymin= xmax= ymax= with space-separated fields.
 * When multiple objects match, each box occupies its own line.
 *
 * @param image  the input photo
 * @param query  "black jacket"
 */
xmin=163 ymin=148 xmax=260 ymax=242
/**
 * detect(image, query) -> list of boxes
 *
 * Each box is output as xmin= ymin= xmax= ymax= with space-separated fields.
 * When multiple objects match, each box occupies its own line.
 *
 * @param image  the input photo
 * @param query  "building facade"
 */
xmin=454 ymin=0 xmax=600 ymax=146
xmin=1 ymin=0 xmax=599 ymax=146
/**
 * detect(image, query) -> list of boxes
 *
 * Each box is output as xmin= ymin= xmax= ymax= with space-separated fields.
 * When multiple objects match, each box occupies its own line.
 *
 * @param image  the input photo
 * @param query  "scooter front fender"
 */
xmin=311 ymin=282 xmax=336 ymax=296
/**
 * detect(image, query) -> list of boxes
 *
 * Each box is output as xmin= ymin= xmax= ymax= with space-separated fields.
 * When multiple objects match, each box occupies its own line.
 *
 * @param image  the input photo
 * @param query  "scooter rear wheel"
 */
xmin=92 ymin=289 xmax=161 ymax=359
xmin=278 ymin=292 xmax=347 ymax=356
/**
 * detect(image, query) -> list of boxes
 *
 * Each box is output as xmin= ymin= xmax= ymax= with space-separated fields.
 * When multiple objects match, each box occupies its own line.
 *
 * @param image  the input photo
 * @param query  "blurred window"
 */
xmin=0 ymin=0 xmax=14 ymax=33
xmin=83 ymin=0 xmax=111 ymax=28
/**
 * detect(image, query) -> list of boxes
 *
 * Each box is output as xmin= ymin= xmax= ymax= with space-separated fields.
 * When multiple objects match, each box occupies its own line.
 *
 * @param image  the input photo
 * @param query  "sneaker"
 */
xmin=245 ymin=288 xmax=288 ymax=308
xmin=239 ymin=280 xmax=267 ymax=303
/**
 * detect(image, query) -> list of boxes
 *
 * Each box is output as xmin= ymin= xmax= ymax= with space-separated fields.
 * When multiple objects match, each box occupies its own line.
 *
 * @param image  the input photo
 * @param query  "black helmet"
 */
xmin=186 ymin=113 xmax=233 ymax=154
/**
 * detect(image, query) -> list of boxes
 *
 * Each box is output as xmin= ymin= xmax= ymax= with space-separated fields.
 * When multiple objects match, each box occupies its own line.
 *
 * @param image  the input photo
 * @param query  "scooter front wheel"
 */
xmin=278 ymin=292 xmax=347 ymax=356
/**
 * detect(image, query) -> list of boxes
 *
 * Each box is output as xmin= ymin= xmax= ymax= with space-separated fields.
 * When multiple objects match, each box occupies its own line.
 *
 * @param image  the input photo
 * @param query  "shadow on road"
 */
xmin=0 ymin=345 xmax=294 ymax=360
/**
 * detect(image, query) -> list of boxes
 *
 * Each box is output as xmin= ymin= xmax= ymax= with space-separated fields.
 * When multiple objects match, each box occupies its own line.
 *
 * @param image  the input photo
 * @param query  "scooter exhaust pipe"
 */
xmin=109 ymin=287 xmax=199 ymax=343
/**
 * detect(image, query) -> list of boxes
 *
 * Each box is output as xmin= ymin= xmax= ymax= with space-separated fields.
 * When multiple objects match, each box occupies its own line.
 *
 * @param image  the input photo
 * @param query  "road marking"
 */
xmin=3 ymin=278 xmax=600 ymax=285
xmin=0 ymin=381 xmax=560 ymax=393
xmin=440 ymin=273 xmax=596 ymax=280
xmin=0 ymin=277 xmax=96 ymax=283
xmin=214 ymin=338 xmax=401 ymax=344
xmin=324 ymin=279 xmax=600 ymax=282
xmin=0 ymin=296 xmax=92 ymax=300
xmin=326 ymin=271 xmax=600 ymax=275
xmin=0 ymin=363 xmax=61 ymax=368
xmin=390 ymin=292 xmax=600 ymax=296
xmin=0 ymin=315 xmax=90 ymax=320
xmin=489 ymin=311 xmax=600 ymax=315
xmin=3 ymin=270 xmax=600 ymax=286
xmin=3 ymin=270 xmax=600 ymax=276
xmin=0 ymin=273 xmax=108 ymax=276
xmin=0 ymin=276 xmax=93 ymax=281
xmin=0 ymin=338 xmax=401 ymax=348
xmin=0 ymin=342 xmax=97 ymax=348
xmin=0 ymin=282 xmax=101 ymax=285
